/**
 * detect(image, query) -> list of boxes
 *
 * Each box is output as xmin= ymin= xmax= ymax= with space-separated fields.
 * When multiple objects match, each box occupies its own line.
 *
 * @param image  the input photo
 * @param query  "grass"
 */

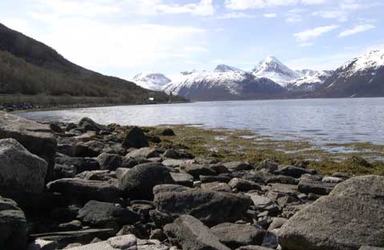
xmin=150 ymin=125 xmax=384 ymax=176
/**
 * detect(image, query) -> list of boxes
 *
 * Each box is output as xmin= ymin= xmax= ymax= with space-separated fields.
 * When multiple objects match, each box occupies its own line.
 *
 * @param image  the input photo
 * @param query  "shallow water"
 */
xmin=20 ymin=98 xmax=384 ymax=145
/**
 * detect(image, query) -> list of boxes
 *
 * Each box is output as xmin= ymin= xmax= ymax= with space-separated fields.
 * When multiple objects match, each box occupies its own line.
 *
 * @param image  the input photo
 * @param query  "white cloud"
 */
xmin=217 ymin=12 xmax=258 ymax=19
xmin=264 ymin=13 xmax=277 ymax=18
xmin=294 ymin=25 xmax=339 ymax=43
xmin=225 ymin=0 xmax=326 ymax=10
xmin=155 ymin=0 xmax=215 ymax=16
xmin=312 ymin=10 xmax=348 ymax=22
xmin=338 ymin=24 xmax=375 ymax=37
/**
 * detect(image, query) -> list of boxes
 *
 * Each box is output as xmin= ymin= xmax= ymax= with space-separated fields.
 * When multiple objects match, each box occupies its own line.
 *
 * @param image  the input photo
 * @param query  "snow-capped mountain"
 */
xmin=317 ymin=49 xmax=384 ymax=97
xmin=132 ymin=73 xmax=171 ymax=91
xmin=288 ymin=69 xmax=333 ymax=91
xmin=163 ymin=64 xmax=285 ymax=101
xmin=252 ymin=56 xmax=301 ymax=87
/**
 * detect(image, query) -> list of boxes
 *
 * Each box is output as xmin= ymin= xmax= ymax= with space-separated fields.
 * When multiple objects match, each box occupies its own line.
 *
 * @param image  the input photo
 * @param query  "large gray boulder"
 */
xmin=164 ymin=215 xmax=230 ymax=250
xmin=279 ymin=175 xmax=384 ymax=250
xmin=154 ymin=189 xmax=251 ymax=226
xmin=118 ymin=162 xmax=174 ymax=200
xmin=0 ymin=111 xmax=56 ymax=181
xmin=0 ymin=196 xmax=28 ymax=250
xmin=0 ymin=138 xmax=47 ymax=193
xmin=47 ymin=178 xmax=121 ymax=202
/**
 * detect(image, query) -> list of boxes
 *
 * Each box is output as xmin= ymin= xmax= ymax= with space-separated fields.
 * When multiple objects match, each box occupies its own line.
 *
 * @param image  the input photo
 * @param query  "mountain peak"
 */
xmin=132 ymin=73 xmax=171 ymax=91
xmin=339 ymin=49 xmax=384 ymax=76
xmin=214 ymin=64 xmax=242 ymax=73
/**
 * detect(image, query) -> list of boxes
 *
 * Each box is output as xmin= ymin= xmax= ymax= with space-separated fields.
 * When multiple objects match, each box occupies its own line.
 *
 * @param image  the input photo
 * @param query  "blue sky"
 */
xmin=0 ymin=0 xmax=383 ymax=79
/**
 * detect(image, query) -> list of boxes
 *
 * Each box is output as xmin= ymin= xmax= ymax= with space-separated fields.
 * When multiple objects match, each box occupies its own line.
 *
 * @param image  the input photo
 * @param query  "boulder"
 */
xmin=210 ymin=223 xmax=266 ymax=248
xmin=160 ymin=128 xmax=175 ymax=136
xmin=27 ymin=239 xmax=57 ymax=250
xmin=184 ymin=164 xmax=216 ymax=178
xmin=47 ymin=178 xmax=121 ymax=202
xmin=77 ymin=200 xmax=139 ymax=228
xmin=118 ymin=162 xmax=174 ymax=199
xmin=201 ymin=182 xmax=232 ymax=192
xmin=164 ymin=215 xmax=230 ymax=250
xmin=97 ymin=153 xmax=123 ymax=171
xmin=359 ymin=247 xmax=384 ymax=250
xmin=0 ymin=138 xmax=47 ymax=193
xmin=163 ymin=149 xmax=194 ymax=159
xmin=122 ymin=127 xmax=149 ymax=149
xmin=274 ymin=165 xmax=315 ymax=178
xmin=229 ymin=178 xmax=262 ymax=192
xmin=298 ymin=179 xmax=336 ymax=195
xmin=0 ymin=111 xmax=56 ymax=181
xmin=126 ymin=147 xmax=160 ymax=159
xmin=77 ymin=117 xmax=105 ymax=132
xmin=224 ymin=162 xmax=253 ymax=171
xmin=236 ymin=246 xmax=275 ymax=250
xmin=279 ymin=175 xmax=384 ymax=250
xmin=0 ymin=196 xmax=28 ymax=250
xmin=55 ymin=155 xmax=100 ymax=173
xmin=73 ymin=140 xmax=104 ymax=157
xmin=170 ymin=172 xmax=194 ymax=187
xmin=154 ymin=189 xmax=251 ymax=226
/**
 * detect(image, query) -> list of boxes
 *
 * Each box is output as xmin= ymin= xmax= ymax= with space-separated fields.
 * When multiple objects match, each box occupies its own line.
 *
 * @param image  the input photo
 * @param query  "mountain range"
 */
xmin=133 ymin=50 xmax=384 ymax=101
xmin=0 ymin=23 xmax=179 ymax=108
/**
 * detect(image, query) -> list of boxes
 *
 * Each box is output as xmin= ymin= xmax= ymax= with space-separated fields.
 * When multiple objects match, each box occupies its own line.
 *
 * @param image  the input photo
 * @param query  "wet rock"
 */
xmin=0 ymin=111 xmax=57 ymax=181
xmin=279 ymin=175 xmax=384 ymax=250
xmin=274 ymin=165 xmax=315 ymax=178
xmin=224 ymin=161 xmax=253 ymax=171
xmin=211 ymin=223 xmax=266 ymax=248
xmin=118 ymin=162 xmax=174 ymax=200
xmin=123 ymin=127 xmax=149 ymax=149
xmin=164 ymin=215 xmax=230 ymax=250
xmin=0 ymin=196 xmax=28 ymax=250
xmin=97 ymin=153 xmax=123 ymax=171
xmin=0 ymin=138 xmax=47 ymax=193
xmin=229 ymin=178 xmax=262 ymax=192
xmin=154 ymin=189 xmax=251 ymax=226
xmin=47 ymin=178 xmax=121 ymax=202
xmin=126 ymin=147 xmax=160 ymax=159
xmin=77 ymin=200 xmax=140 ymax=228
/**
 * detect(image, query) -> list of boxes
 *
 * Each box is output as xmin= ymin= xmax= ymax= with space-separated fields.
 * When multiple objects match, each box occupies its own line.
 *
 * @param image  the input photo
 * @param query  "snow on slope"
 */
xmin=163 ymin=65 xmax=248 ymax=96
xmin=252 ymin=56 xmax=301 ymax=87
xmin=338 ymin=49 xmax=384 ymax=77
xmin=132 ymin=73 xmax=171 ymax=91
xmin=293 ymin=69 xmax=333 ymax=86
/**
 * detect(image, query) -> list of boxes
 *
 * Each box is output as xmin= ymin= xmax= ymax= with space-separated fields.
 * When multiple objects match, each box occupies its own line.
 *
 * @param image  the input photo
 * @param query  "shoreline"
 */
xmin=0 ymin=112 xmax=383 ymax=249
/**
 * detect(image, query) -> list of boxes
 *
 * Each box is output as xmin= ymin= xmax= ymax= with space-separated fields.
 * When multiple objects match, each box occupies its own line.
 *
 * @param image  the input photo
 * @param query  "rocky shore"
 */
xmin=0 ymin=111 xmax=383 ymax=250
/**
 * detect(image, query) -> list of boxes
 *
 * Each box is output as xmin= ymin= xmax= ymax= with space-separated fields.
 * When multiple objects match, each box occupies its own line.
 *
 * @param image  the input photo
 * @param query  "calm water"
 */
xmin=20 ymin=98 xmax=384 ymax=145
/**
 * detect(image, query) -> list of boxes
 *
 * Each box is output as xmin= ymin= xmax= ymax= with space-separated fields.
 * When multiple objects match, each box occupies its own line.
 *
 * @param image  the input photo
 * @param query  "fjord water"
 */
xmin=21 ymin=98 xmax=384 ymax=145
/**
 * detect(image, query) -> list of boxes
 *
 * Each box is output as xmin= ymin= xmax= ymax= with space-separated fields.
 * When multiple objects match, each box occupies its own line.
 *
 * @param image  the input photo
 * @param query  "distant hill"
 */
xmin=0 ymin=23 xmax=181 ymax=108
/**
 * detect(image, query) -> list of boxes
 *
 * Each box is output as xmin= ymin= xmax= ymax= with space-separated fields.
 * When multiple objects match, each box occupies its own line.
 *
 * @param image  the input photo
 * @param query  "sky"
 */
xmin=0 ymin=0 xmax=383 ymax=79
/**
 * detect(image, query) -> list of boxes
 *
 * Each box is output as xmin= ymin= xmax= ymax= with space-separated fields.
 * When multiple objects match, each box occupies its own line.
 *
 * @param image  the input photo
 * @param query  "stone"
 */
xmin=137 ymin=239 xmax=169 ymax=250
xmin=163 ymin=149 xmax=193 ymax=159
xmin=224 ymin=161 xmax=253 ymax=171
xmin=0 ymin=111 xmax=57 ymax=181
xmin=78 ymin=117 xmax=105 ymax=132
xmin=66 ymin=235 xmax=137 ymax=250
xmin=58 ymin=220 xmax=82 ymax=231
xmin=229 ymin=178 xmax=262 ymax=191
xmin=184 ymin=164 xmax=216 ymax=178
xmin=126 ymin=147 xmax=160 ymax=159
xmin=279 ymin=175 xmax=384 ymax=250
xmin=54 ymin=164 xmax=77 ymax=179
xmin=153 ymin=184 xmax=191 ymax=195
xmin=97 ymin=153 xmax=123 ymax=171
xmin=77 ymin=201 xmax=140 ymax=228
xmin=266 ymin=175 xmax=299 ymax=185
xmin=322 ymin=176 xmax=344 ymax=183
xmin=28 ymin=239 xmax=58 ymax=250
xmin=0 ymin=196 xmax=28 ymax=250
xmin=0 ymin=138 xmax=47 ymax=193
xmin=268 ymin=217 xmax=288 ymax=231
xmin=210 ymin=223 xmax=266 ymax=248
xmin=201 ymin=182 xmax=232 ymax=192
xmin=160 ymin=128 xmax=175 ymax=136
xmin=74 ymin=140 xmax=104 ymax=157
xmin=359 ymin=247 xmax=384 ymax=250
xmin=274 ymin=165 xmax=315 ymax=178
xmin=118 ymin=162 xmax=174 ymax=199
xmin=246 ymin=193 xmax=274 ymax=210
xmin=257 ymin=160 xmax=279 ymax=172
xmin=236 ymin=246 xmax=275 ymax=250
xmin=199 ymin=175 xmax=231 ymax=183
xmin=164 ymin=215 xmax=230 ymax=250
xmin=154 ymin=189 xmax=251 ymax=226
xmin=170 ymin=172 xmax=194 ymax=187
xmin=298 ymin=179 xmax=336 ymax=195
xmin=47 ymin=178 xmax=121 ymax=202
xmin=55 ymin=155 xmax=100 ymax=173
xmin=123 ymin=127 xmax=149 ymax=149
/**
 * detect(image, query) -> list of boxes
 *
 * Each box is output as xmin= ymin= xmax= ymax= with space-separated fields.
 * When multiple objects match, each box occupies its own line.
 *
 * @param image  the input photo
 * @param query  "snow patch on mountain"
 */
xmin=338 ymin=49 xmax=384 ymax=77
xmin=132 ymin=73 xmax=171 ymax=91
